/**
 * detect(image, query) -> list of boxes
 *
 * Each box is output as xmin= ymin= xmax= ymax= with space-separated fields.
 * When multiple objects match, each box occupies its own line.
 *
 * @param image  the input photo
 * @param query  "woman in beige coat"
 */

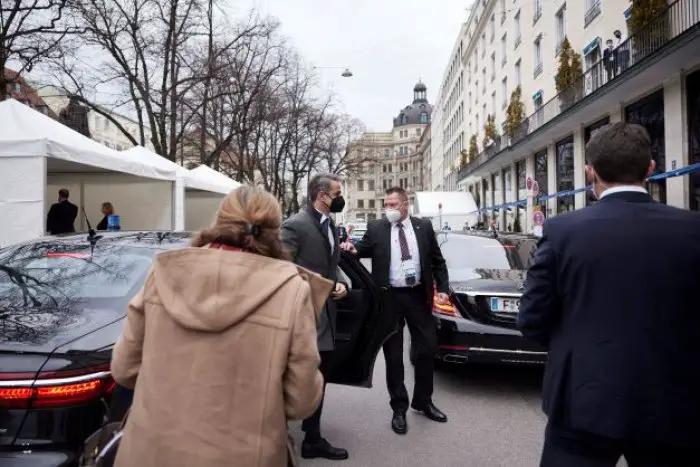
xmin=111 ymin=186 xmax=332 ymax=467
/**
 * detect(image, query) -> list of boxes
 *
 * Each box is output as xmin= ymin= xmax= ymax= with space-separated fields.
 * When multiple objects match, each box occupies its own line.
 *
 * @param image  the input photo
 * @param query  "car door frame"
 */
xmin=326 ymin=251 xmax=395 ymax=388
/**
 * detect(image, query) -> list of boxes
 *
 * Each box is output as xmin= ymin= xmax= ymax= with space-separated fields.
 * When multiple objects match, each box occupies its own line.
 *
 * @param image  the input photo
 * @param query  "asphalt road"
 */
xmin=289 ymin=336 xmax=548 ymax=467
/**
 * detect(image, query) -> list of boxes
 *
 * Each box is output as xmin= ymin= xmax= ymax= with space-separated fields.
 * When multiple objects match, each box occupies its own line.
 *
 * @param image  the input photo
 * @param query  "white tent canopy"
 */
xmin=120 ymin=146 xmax=239 ymax=231
xmin=0 ymin=99 xmax=176 ymax=247
xmin=188 ymin=165 xmax=240 ymax=194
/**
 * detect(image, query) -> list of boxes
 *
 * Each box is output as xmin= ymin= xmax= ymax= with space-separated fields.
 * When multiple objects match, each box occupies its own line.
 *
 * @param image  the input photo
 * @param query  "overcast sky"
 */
xmin=232 ymin=0 xmax=470 ymax=132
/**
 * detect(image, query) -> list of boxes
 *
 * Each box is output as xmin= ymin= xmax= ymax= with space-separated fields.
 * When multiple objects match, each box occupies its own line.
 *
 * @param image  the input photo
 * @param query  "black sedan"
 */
xmin=430 ymin=230 xmax=547 ymax=365
xmin=0 ymin=231 xmax=393 ymax=467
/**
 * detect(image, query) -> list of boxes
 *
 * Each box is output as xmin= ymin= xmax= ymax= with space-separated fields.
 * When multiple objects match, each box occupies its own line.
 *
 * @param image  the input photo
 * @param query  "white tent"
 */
xmin=121 ymin=146 xmax=238 ymax=231
xmin=184 ymin=165 xmax=241 ymax=231
xmin=0 ymin=99 xmax=177 ymax=247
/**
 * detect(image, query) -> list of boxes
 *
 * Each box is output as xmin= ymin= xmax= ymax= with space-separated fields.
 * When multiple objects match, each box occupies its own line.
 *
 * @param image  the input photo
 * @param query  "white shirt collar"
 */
xmin=599 ymin=185 xmax=648 ymax=199
xmin=394 ymin=216 xmax=411 ymax=228
xmin=315 ymin=209 xmax=329 ymax=224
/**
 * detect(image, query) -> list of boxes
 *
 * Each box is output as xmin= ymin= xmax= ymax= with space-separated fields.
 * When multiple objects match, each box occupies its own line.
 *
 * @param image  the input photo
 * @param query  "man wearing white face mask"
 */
xmin=341 ymin=187 xmax=449 ymax=435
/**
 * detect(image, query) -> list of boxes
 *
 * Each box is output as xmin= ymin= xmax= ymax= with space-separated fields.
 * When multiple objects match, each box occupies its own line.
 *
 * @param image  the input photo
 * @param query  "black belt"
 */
xmin=383 ymin=284 xmax=423 ymax=293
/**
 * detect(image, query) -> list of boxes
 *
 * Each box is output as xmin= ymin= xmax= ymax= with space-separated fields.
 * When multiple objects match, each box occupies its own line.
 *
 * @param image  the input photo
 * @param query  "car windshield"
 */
xmin=439 ymin=233 xmax=537 ymax=281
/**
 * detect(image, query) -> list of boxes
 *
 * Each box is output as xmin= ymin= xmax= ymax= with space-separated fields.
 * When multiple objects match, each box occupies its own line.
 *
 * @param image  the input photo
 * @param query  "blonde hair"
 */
xmin=102 ymin=202 xmax=114 ymax=215
xmin=191 ymin=186 xmax=289 ymax=261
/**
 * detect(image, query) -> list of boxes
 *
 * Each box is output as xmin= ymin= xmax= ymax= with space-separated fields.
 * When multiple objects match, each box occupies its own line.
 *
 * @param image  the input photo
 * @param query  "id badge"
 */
xmin=402 ymin=260 xmax=416 ymax=282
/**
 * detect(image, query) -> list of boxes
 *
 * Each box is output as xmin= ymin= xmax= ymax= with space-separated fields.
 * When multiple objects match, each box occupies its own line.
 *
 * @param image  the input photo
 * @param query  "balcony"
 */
xmin=502 ymin=56 xmax=507 ymax=67
xmin=584 ymin=1 xmax=601 ymax=28
xmin=533 ymin=7 xmax=542 ymax=24
xmin=457 ymin=0 xmax=700 ymax=182
xmin=533 ymin=62 xmax=543 ymax=77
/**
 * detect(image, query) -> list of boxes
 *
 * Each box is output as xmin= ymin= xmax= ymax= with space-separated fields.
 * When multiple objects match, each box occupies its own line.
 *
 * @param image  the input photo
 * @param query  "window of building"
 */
xmin=556 ymin=136 xmax=575 ymax=214
xmin=534 ymin=93 xmax=544 ymax=128
xmin=490 ymin=53 xmax=496 ymax=82
xmin=357 ymin=180 xmax=365 ymax=191
xmin=482 ymin=68 xmax=486 ymax=93
xmin=534 ymin=0 xmax=542 ymax=23
xmin=626 ymin=90 xmax=666 ymax=203
xmin=417 ymin=128 xmax=422 ymax=136
xmin=369 ymin=199 xmax=376 ymax=209
xmin=534 ymin=149 xmax=548 ymax=212
xmin=420 ymin=112 xmax=429 ymax=123
xmin=491 ymin=92 xmax=496 ymax=115
xmin=687 ymin=70 xmax=700 ymax=211
xmin=490 ymin=14 xmax=495 ymax=42
xmin=515 ymin=59 xmax=522 ymax=87
xmin=555 ymin=5 xmax=566 ymax=55
xmin=500 ymin=0 xmax=506 ymax=23
xmin=384 ymin=149 xmax=390 ymax=157
xmin=368 ymin=179 xmax=375 ymax=191
xmin=357 ymin=199 xmax=364 ymax=209
xmin=501 ymin=77 xmax=508 ymax=109
xmin=534 ymin=36 xmax=543 ymax=77
xmin=514 ymin=10 xmax=522 ymax=47
xmin=481 ymin=33 xmax=486 ymax=57
xmin=501 ymin=33 xmax=508 ymax=66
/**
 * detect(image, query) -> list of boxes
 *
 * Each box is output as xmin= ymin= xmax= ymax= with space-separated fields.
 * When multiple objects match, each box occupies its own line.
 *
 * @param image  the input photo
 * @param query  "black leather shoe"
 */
xmin=301 ymin=438 xmax=349 ymax=460
xmin=411 ymin=402 xmax=448 ymax=423
xmin=391 ymin=411 xmax=408 ymax=435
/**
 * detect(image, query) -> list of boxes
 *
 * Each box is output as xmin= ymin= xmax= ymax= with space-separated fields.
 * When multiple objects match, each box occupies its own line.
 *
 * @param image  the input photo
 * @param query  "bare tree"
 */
xmin=317 ymin=114 xmax=375 ymax=176
xmin=0 ymin=0 xmax=69 ymax=100
xmin=48 ymin=0 xmax=264 ymax=160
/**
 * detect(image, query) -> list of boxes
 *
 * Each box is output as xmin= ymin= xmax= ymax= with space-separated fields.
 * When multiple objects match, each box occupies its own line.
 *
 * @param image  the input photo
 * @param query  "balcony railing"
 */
xmin=533 ymin=7 xmax=542 ymax=24
xmin=457 ymin=0 xmax=700 ymax=182
xmin=584 ymin=1 xmax=602 ymax=28
xmin=533 ymin=62 xmax=543 ymax=77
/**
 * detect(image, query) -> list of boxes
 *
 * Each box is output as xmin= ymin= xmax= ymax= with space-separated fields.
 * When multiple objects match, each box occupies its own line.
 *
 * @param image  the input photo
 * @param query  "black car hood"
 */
xmin=449 ymin=268 xmax=526 ymax=295
xmin=0 ymin=297 xmax=126 ymax=354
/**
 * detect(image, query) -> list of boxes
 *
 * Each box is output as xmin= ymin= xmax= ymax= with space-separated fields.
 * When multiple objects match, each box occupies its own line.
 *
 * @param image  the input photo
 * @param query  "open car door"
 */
xmin=326 ymin=251 xmax=395 ymax=388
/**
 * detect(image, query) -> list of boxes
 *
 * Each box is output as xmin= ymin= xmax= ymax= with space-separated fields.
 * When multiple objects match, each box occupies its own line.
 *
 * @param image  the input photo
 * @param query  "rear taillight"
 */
xmin=432 ymin=288 xmax=461 ymax=318
xmin=0 ymin=363 xmax=115 ymax=409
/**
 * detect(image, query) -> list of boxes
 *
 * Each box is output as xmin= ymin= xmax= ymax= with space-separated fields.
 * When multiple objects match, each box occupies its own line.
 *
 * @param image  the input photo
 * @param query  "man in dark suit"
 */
xmin=518 ymin=122 xmax=700 ymax=467
xmin=342 ymin=187 xmax=450 ymax=435
xmin=282 ymin=174 xmax=349 ymax=461
xmin=46 ymin=188 xmax=78 ymax=235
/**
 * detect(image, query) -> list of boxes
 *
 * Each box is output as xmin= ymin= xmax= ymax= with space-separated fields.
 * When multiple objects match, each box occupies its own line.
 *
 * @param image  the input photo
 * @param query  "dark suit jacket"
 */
xmin=355 ymin=216 xmax=449 ymax=306
xmin=517 ymin=191 xmax=700 ymax=447
xmin=282 ymin=206 xmax=340 ymax=352
xmin=46 ymin=200 xmax=78 ymax=235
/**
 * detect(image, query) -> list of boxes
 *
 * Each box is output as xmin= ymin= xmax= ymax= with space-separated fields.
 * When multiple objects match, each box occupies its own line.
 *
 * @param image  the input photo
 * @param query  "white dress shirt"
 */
xmin=389 ymin=217 xmax=422 ymax=287
xmin=598 ymin=185 xmax=648 ymax=200
xmin=317 ymin=211 xmax=335 ymax=252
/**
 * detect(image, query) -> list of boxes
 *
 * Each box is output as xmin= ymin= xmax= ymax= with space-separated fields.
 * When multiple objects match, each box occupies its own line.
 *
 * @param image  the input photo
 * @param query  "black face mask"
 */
xmin=329 ymin=195 xmax=345 ymax=213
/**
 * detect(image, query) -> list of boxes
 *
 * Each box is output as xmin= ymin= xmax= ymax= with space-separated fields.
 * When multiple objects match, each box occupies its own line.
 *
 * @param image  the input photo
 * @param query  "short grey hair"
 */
xmin=308 ymin=173 xmax=343 ymax=202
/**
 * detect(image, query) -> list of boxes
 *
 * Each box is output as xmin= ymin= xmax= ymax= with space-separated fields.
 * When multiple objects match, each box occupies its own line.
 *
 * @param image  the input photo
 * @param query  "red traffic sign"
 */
xmin=533 ymin=210 xmax=545 ymax=226
xmin=526 ymin=176 xmax=534 ymax=191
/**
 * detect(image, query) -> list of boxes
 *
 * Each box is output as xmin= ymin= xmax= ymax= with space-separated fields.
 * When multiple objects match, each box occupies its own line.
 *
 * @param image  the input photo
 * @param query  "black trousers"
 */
xmin=541 ymin=420 xmax=700 ymax=467
xmin=301 ymin=351 xmax=335 ymax=441
xmin=383 ymin=287 xmax=438 ymax=413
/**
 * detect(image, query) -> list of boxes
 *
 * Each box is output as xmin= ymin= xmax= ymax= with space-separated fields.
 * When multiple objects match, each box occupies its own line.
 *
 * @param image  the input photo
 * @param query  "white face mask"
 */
xmin=385 ymin=208 xmax=402 ymax=224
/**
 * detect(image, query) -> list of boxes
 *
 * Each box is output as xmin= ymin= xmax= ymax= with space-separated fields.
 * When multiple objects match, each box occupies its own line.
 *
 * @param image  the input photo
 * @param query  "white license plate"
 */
xmin=490 ymin=297 xmax=520 ymax=313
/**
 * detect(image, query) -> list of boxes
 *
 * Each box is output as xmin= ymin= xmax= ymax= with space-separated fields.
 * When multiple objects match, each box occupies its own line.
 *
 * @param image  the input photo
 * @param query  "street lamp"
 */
xmin=312 ymin=66 xmax=354 ymax=78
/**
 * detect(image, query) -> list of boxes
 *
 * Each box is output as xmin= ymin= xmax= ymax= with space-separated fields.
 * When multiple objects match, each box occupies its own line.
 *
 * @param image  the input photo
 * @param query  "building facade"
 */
xmin=344 ymin=83 xmax=432 ymax=222
xmin=3 ymin=69 xmax=54 ymax=116
xmin=436 ymin=0 xmax=700 ymax=232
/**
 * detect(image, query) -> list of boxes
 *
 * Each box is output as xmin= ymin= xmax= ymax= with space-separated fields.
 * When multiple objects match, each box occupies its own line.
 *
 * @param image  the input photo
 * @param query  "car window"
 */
xmin=0 ymin=243 xmax=158 ymax=302
xmin=439 ymin=234 xmax=537 ymax=274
